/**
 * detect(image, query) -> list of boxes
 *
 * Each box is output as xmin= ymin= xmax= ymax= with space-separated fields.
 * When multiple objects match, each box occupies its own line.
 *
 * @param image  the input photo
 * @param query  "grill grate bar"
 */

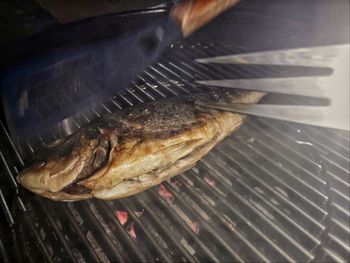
xmin=120 ymin=89 xmax=147 ymax=106
xmin=221 ymin=141 xmax=328 ymax=217
xmin=247 ymin=120 xmax=332 ymax=177
xmin=328 ymin=233 xmax=350 ymax=254
xmin=35 ymin=198 xmax=79 ymax=262
xmin=193 ymin=45 xmax=261 ymax=78
xmin=1 ymin=122 xmax=24 ymax=167
xmin=332 ymin=203 xmax=350 ymax=218
xmin=325 ymin=130 xmax=349 ymax=142
xmin=107 ymin=96 xmax=123 ymax=110
xmin=163 ymin=180 xmax=247 ymax=262
xmin=189 ymin=162 xmax=316 ymax=261
xmin=321 ymin=156 xmax=350 ymax=179
xmin=14 ymin=215 xmax=36 ymax=263
xmin=93 ymin=105 xmax=108 ymax=118
xmin=80 ymin=112 xmax=92 ymax=123
xmin=178 ymin=173 xmax=272 ymax=262
xmin=259 ymin=120 xmax=350 ymax=187
xmin=17 ymin=199 xmax=54 ymax=263
xmin=143 ymin=69 xmax=180 ymax=95
xmin=257 ymin=120 xmax=349 ymax=176
xmin=328 ymin=173 xmax=349 ymax=195
xmin=152 ymin=61 xmax=200 ymax=92
xmin=258 ymin=98 xmax=348 ymax=163
xmin=77 ymin=201 xmax=127 ymax=263
xmin=0 ymin=123 xmax=25 ymax=226
xmin=240 ymin=124 xmax=327 ymax=187
xmin=90 ymin=107 xmax=102 ymax=118
xmin=172 ymin=49 xmax=228 ymax=79
xmin=323 ymin=247 xmax=346 ymax=262
xmin=22 ymin=200 xmax=74 ymax=261
xmin=276 ymin=122 xmax=349 ymax=171
xmin=156 ymin=64 xmax=203 ymax=94
xmin=0 ymin=151 xmax=18 ymax=190
xmin=210 ymin=147 xmax=326 ymax=232
xmin=100 ymin=103 xmax=112 ymax=114
xmin=147 ymin=189 xmax=221 ymax=262
xmin=132 ymin=82 xmax=156 ymax=101
xmin=37 ymin=135 xmax=47 ymax=146
xmin=83 ymin=108 xmax=100 ymax=121
xmin=25 ymin=138 xmax=39 ymax=155
xmin=0 ymin=188 xmax=14 ymax=226
xmin=180 ymin=59 xmax=214 ymax=80
xmin=232 ymin=136 xmax=328 ymax=200
xmin=331 ymin=218 xmax=350 ymax=238
xmin=119 ymin=199 xmax=174 ymax=263
xmin=226 ymin=185 xmax=315 ymax=260
xmin=115 ymin=92 xmax=134 ymax=106
xmin=174 ymin=57 xmax=227 ymax=81
xmin=184 ymin=170 xmax=298 ymax=262
xmin=306 ymin=128 xmax=350 ymax=157
xmin=137 ymin=76 xmax=167 ymax=98
xmin=0 ymin=230 xmax=9 ymax=263
xmin=135 ymin=196 xmax=200 ymax=262
xmin=126 ymin=88 xmax=145 ymax=103
xmin=98 ymin=201 xmax=152 ymax=262
xmin=167 ymin=60 xmax=207 ymax=82
xmin=331 ymin=188 xmax=350 ymax=208
xmin=61 ymin=203 xmax=103 ymax=262
xmin=198 ymin=156 xmax=322 ymax=248
xmin=266 ymin=97 xmax=349 ymax=158
xmin=203 ymin=153 xmax=323 ymax=239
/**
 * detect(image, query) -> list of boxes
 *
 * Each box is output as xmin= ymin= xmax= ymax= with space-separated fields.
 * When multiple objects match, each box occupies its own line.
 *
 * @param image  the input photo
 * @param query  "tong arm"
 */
xmin=196 ymin=102 xmax=349 ymax=130
xmin=196 ymin=76 xmax=330 ymax=98
xmin=196 ymin=44 xmax=349 ymax=67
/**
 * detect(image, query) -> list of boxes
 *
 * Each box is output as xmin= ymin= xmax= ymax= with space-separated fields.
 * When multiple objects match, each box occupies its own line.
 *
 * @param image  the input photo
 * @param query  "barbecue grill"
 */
xmin=0 ymin=1 xmax=349 ymax=262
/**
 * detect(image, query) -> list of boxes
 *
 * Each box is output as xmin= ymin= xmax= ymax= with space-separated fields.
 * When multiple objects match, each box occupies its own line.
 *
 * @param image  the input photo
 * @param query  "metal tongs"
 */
xmin=195 ymin=44 xmax=349 ymax=130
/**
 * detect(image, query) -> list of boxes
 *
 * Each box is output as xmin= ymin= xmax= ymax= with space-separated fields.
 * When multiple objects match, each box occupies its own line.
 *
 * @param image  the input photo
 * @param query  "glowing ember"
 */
xmin=159 ymin=184 xmax=174 ymax=202
xmin=203 ymin=175 xmax=216 ymax=187
xmin=115 ymin=210 xmax=128 ymax=225
xmin=190 ymin=221 xmax=200 ymax=235
xmin=134 ymin=209 xmax=144 ymax=218
xmin=127 ymin=221 xmax=137 ymax=239
xmin=171 ymin=180 xmax=181 ymax=187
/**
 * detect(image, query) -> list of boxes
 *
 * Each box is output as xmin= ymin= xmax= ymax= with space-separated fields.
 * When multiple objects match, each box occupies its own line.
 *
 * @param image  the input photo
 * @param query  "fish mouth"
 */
xmin=16 ymin=127 xmax=115 ymax=196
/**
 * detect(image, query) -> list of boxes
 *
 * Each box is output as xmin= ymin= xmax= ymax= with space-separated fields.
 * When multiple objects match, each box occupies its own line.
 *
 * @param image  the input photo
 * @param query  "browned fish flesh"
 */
xmin=17 ymin=89 xmax=264 ymax=201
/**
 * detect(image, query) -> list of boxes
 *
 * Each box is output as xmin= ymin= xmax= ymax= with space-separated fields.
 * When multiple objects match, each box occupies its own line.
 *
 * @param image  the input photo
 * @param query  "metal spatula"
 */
xmin=195 ymin=44 xmax=349 ymax=130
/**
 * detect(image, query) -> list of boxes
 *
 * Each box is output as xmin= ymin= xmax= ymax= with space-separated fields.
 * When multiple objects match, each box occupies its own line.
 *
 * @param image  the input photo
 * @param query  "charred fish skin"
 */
xmin=17 ymin=89 xmax=264 ymax=201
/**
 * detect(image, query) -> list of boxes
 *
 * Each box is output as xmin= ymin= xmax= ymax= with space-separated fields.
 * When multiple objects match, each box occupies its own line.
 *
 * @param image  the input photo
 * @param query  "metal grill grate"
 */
xmin=1 ymin=43 xmax=349 ymax=263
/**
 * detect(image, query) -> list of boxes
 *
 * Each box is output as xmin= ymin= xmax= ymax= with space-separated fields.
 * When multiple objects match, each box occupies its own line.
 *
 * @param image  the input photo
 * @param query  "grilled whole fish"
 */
xmin=17 ymin=89 xmax=264 ymax=201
